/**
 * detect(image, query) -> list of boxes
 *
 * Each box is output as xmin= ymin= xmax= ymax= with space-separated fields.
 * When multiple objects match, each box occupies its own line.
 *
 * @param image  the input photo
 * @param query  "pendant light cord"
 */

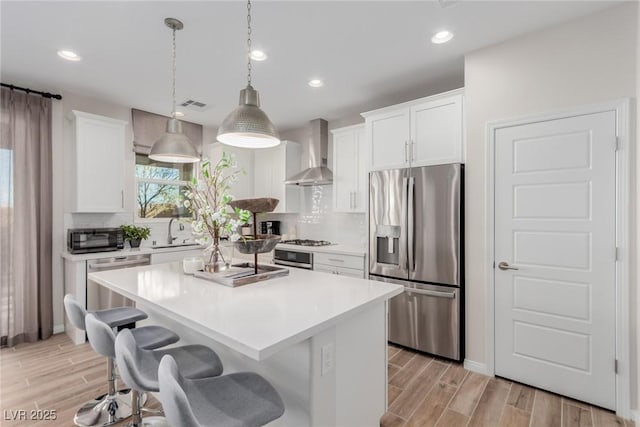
xmin=246 ymin=0 xmax=252 ymax=86
xmin=172 ymin=24 xmax=177 ymax=119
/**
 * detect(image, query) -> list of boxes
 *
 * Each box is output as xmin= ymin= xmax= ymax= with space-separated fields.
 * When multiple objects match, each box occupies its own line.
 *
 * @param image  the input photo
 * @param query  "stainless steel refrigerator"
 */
xmin=369 ymin=163 xmax=463 ymax=361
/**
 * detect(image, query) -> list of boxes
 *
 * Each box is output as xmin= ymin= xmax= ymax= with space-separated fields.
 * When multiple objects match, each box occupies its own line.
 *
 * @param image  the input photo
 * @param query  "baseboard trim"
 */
xmin=53 ymin=324 xmax=65 ymax=334
xmin=463 ymin=359 xmax=489 ymax=375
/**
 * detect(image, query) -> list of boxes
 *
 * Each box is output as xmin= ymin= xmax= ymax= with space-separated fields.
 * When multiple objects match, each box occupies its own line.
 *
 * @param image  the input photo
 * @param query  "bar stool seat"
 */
xmin=159 ymin=355 xmax=285 ymax=427
xmin=131 ymin=326 xmax=179 ymax=350
xmin=93 ymin=307 xmax=148 ymax=329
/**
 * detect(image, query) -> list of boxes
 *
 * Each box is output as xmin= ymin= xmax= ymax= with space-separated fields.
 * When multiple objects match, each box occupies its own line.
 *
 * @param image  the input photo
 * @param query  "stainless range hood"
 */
xmin=284 ymin=118 xmax=333 ymax=186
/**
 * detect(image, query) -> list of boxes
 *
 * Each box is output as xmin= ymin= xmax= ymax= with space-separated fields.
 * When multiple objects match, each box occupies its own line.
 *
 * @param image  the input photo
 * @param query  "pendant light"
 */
xmin=217 ymin=0 xmax=280 ymax=148
xmin=149 ymin=18 xmax=200 ymax=163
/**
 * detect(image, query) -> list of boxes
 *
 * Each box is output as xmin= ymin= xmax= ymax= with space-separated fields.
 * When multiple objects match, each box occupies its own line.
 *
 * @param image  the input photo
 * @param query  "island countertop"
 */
xmin=88 ymin=262 xmax=402 ymax=361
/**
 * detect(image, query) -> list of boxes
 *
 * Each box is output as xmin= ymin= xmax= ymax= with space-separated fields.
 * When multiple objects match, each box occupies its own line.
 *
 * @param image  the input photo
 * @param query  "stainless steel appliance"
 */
xmin=273 ymin=249 xmax=313 ymax=270
xmin=68 ymin=227 xmax=124 ymax=254
xmin=281 ymin=239 xmax=332 ymax=247
xmin=87 ymin=254 xmax=151 ymax=311
xmin=260 ymin=221 xmax=281 ymax=235
xmin=369 ymin=164 xmax=463 ymax=361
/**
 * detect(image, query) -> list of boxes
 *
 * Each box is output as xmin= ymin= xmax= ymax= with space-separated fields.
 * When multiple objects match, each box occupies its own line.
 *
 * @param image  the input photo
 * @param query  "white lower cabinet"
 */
xmin=313 ymin=252 xmax=365 ymax=278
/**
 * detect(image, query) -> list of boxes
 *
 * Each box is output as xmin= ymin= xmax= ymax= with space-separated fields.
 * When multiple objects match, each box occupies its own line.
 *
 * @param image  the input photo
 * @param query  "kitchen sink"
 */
xmin=151 ymin=243 xmax=201 ymax=249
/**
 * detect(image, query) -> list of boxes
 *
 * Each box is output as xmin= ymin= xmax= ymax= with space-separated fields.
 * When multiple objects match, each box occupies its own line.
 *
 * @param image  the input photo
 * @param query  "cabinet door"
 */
xmin=210 ymin=144 xmax=254 ymax=200
xmin=254 ymin=147 xmax=276 ymax=200
xmin=332 ymin=129 xmax=359 ymax=212
xmin=410 ymin=94 xmax=463 ymax=167
xmin=367 ymin=109 xmax=410 ymax=171
xmin=73 ymin=112 xmax=126 ymax=212
xmin=253 ymin=142 xmax=300 ymax=213
xmin=354 ymin=126 xmax=367 ymax=212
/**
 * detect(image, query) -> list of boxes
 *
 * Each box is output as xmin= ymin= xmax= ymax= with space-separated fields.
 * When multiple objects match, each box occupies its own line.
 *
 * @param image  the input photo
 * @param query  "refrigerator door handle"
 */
xmin=400 ymin=177 xmax=409 ymax=273
xmin=406 ymin=287 xmax=456 ymax=299
xmin=408 ymin=176 xmax=415 ymax=272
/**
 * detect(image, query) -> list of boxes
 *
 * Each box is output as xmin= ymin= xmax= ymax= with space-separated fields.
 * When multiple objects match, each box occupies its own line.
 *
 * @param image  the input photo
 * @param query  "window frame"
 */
xmin=134 ymin=154 xmax=195 ymax=223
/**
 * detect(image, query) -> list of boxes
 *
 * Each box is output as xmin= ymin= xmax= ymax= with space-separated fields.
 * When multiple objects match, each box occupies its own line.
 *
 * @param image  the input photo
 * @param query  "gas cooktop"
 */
xmin=281 ymin=239 xmax=333 ymax=247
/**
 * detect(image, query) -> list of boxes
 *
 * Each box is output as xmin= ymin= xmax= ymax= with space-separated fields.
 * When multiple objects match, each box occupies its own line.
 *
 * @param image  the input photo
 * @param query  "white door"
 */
xmin=494 ymin=110 xmax=617 ymax=409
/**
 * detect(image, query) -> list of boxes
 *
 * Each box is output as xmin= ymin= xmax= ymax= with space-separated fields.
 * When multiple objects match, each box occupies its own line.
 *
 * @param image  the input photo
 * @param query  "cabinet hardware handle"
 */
xmin=404 ymin=141 xmax=408 ymax=163
xmin=328 ymin=258 xmax=344 ymax=263
xmin=121 ymin=190 xmax=124 ymax=208
xmin=411 ymin=141 xmax=415 ymax=162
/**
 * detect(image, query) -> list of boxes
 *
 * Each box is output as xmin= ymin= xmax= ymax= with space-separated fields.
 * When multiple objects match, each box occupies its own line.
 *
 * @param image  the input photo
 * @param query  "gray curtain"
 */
xmin=0 ymin=87 xmax=53 ymax=347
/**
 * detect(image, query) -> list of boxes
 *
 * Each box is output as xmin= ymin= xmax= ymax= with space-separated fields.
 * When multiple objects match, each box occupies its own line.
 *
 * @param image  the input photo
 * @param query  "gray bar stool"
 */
xmin=111 ymin=321 xmax=224 ymax=426
xmin=158 ymin=355 xmax=285 ymax=427
xmin=64 ymin=294 xmax=179 ymax=426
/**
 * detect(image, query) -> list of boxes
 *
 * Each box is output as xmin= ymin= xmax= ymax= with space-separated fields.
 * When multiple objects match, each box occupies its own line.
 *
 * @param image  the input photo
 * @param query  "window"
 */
xmin=135 ymin=154 xmax=193 ymax=220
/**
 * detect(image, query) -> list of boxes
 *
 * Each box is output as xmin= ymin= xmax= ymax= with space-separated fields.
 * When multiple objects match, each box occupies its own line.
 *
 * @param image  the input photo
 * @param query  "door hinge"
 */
xmin=615 ymin=136 xmax=621 ymax=151
xmin=615 ymin=247 xmax=620 ymax=261
xmin=615 ymin=359 xmax=618 ymax=374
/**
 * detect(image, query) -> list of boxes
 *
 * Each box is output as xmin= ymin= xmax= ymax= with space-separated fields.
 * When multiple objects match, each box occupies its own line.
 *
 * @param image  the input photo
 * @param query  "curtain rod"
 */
xmin=1 ymin=83 xmax=62 ymax=100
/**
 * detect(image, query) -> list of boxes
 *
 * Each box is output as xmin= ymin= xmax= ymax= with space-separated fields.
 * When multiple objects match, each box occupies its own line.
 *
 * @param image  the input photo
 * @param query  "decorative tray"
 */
xmin=193 ymin=263 xmax=289 ymax=287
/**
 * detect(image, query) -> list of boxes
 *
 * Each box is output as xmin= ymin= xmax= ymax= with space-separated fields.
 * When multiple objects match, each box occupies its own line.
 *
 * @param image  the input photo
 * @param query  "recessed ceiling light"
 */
xmin=431 ymin=30 xmax=454 ymax=44
xmin=308 ymin=79 xmax=324 ymax=88
xmin=250 ymin=50 xmax=267 ymax=61
xmin=174 ymin=111 xmax=184 ymax=117
xmin=57 ymin=49 xmax=81 ymax=61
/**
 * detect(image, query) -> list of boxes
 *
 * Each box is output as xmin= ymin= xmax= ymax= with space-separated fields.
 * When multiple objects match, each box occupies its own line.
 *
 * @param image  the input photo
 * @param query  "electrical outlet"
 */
xmin=321 ymin=343 xmax=334 ymax=376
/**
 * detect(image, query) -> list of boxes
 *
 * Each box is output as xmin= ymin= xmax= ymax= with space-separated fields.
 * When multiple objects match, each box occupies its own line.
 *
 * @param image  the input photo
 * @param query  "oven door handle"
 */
xmin=273 ymin=259 xmax=313 ymax=270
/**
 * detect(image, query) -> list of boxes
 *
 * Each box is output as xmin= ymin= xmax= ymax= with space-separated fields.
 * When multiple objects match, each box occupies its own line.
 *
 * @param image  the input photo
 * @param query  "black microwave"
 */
xmin=67 ymin=228 xmax=124 ymax=254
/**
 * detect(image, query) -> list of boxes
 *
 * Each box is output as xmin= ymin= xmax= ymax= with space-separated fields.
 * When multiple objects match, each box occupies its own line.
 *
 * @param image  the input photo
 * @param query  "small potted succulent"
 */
xmin=121 ymin=224 xmax=151 ymax=248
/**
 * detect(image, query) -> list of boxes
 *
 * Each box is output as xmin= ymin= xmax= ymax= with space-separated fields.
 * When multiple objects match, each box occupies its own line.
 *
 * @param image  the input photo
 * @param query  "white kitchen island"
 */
xmin=88 ymin=261 xmax=403 ymax=427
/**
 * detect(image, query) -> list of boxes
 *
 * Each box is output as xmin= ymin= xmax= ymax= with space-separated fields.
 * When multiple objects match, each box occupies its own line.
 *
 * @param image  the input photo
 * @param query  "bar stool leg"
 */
xmin=73 ymin=357 xmax=133 ymax=426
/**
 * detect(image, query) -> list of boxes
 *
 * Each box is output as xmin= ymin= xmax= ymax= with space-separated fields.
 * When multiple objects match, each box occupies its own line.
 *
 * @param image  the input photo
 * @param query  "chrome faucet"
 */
xmin=167 ymin=217 xmax=178 ymax=245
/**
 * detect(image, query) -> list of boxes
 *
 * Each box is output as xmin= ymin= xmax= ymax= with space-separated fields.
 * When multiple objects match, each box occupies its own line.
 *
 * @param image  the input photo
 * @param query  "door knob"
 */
xmin=498 ymin=261 xmax=519 ymax=271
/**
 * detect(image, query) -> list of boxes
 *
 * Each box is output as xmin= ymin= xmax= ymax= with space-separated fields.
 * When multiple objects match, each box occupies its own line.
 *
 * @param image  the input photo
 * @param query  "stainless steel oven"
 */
xmin=273 ymin=249 xmax=313 ymax=270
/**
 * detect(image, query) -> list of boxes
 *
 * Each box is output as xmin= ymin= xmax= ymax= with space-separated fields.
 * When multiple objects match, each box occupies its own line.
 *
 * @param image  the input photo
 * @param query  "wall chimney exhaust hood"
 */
xmin=284 ymin=118 xmax=333 ymax=186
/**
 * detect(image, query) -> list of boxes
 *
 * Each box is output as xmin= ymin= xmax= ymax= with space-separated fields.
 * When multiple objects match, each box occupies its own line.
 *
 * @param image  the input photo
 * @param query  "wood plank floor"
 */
xmin=0 ymin=335 xmax=635 ymax=427
xmin=383 ymin=344 xmax=635 ymax=427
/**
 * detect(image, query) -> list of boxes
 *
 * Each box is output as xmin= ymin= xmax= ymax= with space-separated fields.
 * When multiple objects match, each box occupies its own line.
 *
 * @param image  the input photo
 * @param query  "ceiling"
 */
xmin=1 ymin=1 xmax=619 ymax=131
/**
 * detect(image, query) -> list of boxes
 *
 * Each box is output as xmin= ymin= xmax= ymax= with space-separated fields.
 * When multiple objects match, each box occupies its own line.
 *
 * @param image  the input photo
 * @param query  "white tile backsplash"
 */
xmin=260 ymin=184 xmax=367 ymax=248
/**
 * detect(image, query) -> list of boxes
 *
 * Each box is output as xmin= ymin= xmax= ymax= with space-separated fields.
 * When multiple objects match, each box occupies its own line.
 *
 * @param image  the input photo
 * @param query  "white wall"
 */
xmin=464 ymin=1 xmax=638 ymax=412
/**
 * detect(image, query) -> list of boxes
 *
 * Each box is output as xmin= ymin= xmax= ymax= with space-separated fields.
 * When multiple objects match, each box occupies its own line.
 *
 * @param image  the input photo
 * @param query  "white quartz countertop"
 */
xmin=62 ymin=244 xmax=206 ymax=261
xmin=88 ymin=261 xmax=402 ymax=361
xmin=275 ymin=243 xmax=366 ymax=257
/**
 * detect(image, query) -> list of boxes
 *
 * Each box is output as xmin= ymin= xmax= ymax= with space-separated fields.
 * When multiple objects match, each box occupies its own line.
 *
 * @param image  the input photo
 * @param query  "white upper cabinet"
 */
xmin=69 ymin=110 xmax=127 ymax=213
xmin=362 ymin=89 xmax=464 ymax=171
xmin=209 ymin=143 xmax=254 ymax=201
xmin=331 ymin=124 xmax=367 ymax=213
xmin=253 ymin=141 xmax=302 ymax=213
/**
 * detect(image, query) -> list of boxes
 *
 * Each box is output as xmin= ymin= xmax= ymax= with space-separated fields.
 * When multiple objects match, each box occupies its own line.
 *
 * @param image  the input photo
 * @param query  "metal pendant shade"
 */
xmin=149 ymin=118 xmax=199 ymax=163
xmin=217 ymin=85 xmax=280 ymax=148
xmin=149 ymin=18 xmax=200 ymax=164
xmin=217 ymin=0 xmax=280 ymax=149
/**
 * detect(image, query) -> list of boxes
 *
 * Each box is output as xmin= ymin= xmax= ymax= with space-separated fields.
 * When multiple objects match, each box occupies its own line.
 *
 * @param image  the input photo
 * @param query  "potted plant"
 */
xmin=120 ymin=224 xmax=151 ymax=248
xmin=181 ymin=153 xmax=250 ymax=272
